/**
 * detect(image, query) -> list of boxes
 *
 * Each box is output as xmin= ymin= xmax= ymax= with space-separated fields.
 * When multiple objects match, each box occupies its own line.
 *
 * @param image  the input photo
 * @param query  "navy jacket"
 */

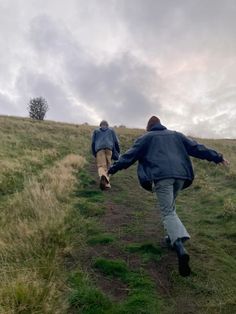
xmin=109 ymin=123 xmax=223 ymax=191
xmin=91 ymin=127 xmax=120 ymax=159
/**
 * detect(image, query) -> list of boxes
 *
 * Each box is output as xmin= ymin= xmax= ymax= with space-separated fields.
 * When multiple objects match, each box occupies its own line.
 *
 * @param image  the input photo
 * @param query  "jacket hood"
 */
xmin=149 ymin=123 xmax=167 ymax=131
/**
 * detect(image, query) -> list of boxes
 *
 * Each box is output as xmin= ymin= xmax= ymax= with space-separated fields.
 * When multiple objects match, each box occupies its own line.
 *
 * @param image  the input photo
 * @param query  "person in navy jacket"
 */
xmin=108 ymin=116 xmax=229 ymax=276
xmin=92 ymin=120 xmax=120 ymax=190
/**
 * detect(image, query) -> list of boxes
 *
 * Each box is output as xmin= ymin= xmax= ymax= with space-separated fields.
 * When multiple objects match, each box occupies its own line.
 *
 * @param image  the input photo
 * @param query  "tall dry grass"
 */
xmin=0 ymin=154 xmax=85 ymax=314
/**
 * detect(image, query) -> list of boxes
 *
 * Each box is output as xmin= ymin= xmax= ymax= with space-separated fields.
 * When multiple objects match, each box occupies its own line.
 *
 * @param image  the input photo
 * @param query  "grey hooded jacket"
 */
xmin=91 ymin=127 xmax=120 ymax=158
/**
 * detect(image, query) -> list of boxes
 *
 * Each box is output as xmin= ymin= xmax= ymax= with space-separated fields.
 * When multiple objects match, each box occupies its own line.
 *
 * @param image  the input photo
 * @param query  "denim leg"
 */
xmin=154 ymin=179 xmax=190 ymax=245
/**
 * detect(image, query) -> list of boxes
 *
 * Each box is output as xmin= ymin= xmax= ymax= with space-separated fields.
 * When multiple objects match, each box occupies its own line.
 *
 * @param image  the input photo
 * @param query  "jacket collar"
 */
xmin=100 ymin=127 xmax=109 ymax=132
xmin=150 ymin=123 xmax=167 ymax=131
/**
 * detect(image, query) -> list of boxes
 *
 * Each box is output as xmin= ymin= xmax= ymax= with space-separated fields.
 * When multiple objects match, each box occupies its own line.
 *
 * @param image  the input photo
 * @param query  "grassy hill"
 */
xmin=0 ymin=115 xmax=235 ymax=313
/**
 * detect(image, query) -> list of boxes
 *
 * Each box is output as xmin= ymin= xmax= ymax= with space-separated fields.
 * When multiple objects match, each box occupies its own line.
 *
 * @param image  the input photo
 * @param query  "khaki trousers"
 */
xmin=96 ymin=149 xmax=112 ymax=181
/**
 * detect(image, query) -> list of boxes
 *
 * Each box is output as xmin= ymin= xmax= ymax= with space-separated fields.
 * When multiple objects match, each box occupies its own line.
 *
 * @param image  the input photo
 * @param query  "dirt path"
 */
xmin=73 ymin=159 xmax=236 ymax=314
xmin=68 ymin=159 xmax=211 ymax=313
xmin=77 ymin=163 xmax=181 ymax=311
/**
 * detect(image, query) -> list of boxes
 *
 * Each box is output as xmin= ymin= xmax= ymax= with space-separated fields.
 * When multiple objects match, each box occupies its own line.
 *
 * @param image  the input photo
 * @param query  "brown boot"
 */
xmin=100 ymin=175 xmax=108 ymax=191
xmin=105 ymin=182 xmax=111 ymax=190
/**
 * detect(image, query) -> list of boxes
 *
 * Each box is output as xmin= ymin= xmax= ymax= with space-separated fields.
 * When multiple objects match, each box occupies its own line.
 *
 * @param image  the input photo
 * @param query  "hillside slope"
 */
xmin=0 ymin=115 xmax=235 ymax=313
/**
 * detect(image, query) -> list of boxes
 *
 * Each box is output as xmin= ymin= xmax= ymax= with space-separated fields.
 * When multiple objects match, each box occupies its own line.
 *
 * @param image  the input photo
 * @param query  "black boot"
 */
xmin=165 ymin=235 xmax=171 ymax=246
xmin=173 ymin=238 xmax=191 ymax=277
xmin=164 ymin=235 xmax=174 ymax=249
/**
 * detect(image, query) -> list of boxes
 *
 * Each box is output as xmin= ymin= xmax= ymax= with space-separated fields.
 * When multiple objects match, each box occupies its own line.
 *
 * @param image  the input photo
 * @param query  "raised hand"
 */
xmin=220 ymin=158 xmax=230 ymax=166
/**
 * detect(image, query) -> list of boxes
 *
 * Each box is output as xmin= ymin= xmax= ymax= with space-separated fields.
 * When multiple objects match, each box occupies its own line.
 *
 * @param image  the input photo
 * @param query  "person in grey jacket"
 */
xmin=92 ymin=120 xmax=120 ymax=190
xmin=108 ymin=116 xmax=229 ymax=276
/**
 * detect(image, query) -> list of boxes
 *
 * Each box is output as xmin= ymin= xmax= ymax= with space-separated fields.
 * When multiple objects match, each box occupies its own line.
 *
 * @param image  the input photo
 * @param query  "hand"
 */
xmin=220 ymin=158 xmax=230 ymax=166
xmin=108 ymin=166 xmax=116 ymax=175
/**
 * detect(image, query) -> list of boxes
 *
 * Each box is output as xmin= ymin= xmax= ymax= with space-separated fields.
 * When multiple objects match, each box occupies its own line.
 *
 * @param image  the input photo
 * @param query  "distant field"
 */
xmin=0 ymin=115 xmax=235 ymax=313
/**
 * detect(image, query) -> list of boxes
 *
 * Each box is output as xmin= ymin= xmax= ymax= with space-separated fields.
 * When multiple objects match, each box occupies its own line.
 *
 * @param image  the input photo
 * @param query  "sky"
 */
xmin=0 ymin=0 xmax=236 ymax=138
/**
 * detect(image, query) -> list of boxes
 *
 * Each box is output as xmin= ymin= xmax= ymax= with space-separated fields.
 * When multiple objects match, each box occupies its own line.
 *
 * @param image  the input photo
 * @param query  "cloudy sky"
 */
xmin=0 ymin=0 xmax=236 ymax=138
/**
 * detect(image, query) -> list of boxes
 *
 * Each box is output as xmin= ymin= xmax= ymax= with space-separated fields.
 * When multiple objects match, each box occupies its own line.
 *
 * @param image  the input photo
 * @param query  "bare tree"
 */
xmin=28 ymin=97 xmax=49 ymax=120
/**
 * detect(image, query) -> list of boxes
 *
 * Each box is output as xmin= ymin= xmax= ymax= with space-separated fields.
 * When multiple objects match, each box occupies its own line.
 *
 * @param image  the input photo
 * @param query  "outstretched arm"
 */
xmin=179 ymin=133 xmax=224 ymax=163
xmin=108 ymin=135 xmax=146 ymax=175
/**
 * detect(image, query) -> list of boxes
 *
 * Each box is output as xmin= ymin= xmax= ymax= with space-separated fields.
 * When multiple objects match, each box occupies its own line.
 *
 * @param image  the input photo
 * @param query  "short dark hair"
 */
xmin=100 ymin=120 xmax=109 ymax=127
xmin=146 ymin=116 xmax=161 ymax=131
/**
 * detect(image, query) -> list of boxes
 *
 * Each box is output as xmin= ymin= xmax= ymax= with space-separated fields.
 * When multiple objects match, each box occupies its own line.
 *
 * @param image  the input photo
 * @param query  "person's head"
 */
xmin=100 ymin=120 xmax=109 ymax=130
xmin=146 ymin=116 xmax=161 ymax=131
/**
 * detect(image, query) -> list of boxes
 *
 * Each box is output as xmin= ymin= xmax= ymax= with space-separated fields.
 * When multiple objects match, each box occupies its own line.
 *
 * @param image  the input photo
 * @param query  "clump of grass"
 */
xmin=88 ymin=234 xmax=115 ymax=245
xmin=75 ymin=189 xmax=104 ymax=202
xmin=226 ymin=170 xmax=236 ymax=180
xmin=78 ymin=169 xmax=97 ymax=188
xmin=76 ymin=199 xmax=106 ymax=217
xmin=0 ymin=154 xmax=86 ymax=312
xmin=94 ymin=258 xmax=129 ymax=281
xmin=93 ymin=258 xmax=160 ymax=313
xmin=0 ymin=271 xmax=66 ymax=314
xmin=0 ymin=171 xmax=25 ymax=196
xmin=74 ymin=167 xmax=106 ymax=217
xmin=119 ymin=292 xmax=159 ymax=314
xmin=68 ymin=271 xmax=112 ymax=313
xmin=126 ymin=243 xmax=163 ymax=262
xmin=216 ymin=197 xmax=236 ymax=220
xmin=127 ymin=243 xmax=162 ymax=255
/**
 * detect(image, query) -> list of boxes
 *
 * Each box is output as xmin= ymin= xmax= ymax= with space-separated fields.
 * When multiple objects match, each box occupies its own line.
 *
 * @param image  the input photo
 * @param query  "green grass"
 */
xmin=126 ymin=243 xmax=163 ymax=262
xmin=87 ymin=234 xmax=115 ymax=245
xmin=73 ymin=167 xmax=106 ymax=218
xmin=68 ymin=268 xmax=158 ymax=314
xmin=0 ymin=116 xmax=92 ymax=312
xmin=74 ymin=168 xmax=105 ymax=211
xmin=68 ymin=271 xmax=112 ymax=314
xmin=0 ymin=116 xmax=91 ymax=202
xmin=92 ymin=258 xmax=160 ymax=314
xmin=75 ymin=199 xmax=106 ymax=217
xmin=1 ymin=115 xmax=236 ymax=313
xmin=94 ymin=258 xmax=129 ymax=280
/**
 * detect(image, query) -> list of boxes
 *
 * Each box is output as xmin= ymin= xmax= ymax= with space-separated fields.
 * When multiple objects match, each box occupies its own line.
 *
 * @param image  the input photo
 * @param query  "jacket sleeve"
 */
xmin=91 ymin=130 xmax=96 ymax=157
xmin=179 ymin=133 xmax=223 ymax=163
xmin=109 ymin=135 xmax=146 ymax=174
xmin=112 ymin=130 xmax=120 ymax=153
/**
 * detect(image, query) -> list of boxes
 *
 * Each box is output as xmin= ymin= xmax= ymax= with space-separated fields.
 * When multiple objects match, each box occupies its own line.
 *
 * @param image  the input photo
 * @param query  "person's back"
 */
xmin=92 ymin=127 xmax=118 ymax=154
xmin=91 ymin=120 xmax=120 ymax=190
xmin=108 ymin=116 xmax=228 ymax=277
xmin=135 ymin=126 xmax=194 ymax=190
xmin=111 ymin=117 xmax=223 ymax=191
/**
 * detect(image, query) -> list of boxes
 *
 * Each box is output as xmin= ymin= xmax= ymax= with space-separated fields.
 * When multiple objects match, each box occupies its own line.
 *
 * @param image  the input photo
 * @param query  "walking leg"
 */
xmin=104 ymin=149 xmax=112 ymax=189
xmin=154 ymin=179 xmax=190 ymax=245
xmin=96 ymin=150 xmax=109 ymax=190
xmin=154 ymin=179 xmax=191 ymax=276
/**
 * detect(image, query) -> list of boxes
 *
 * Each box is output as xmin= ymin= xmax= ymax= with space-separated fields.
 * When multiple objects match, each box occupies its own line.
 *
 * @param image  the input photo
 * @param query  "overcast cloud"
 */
xmin=0 ymin=0 xmax=235 ymax=138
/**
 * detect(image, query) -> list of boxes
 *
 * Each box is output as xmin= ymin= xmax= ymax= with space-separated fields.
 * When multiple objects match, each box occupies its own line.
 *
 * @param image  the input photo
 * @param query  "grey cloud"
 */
xmin=0 ymin=0 xmax=235 ymax=137
xmin=67 ymin=0 xmax=236 ymax=133
xmin=28 ymin=14 xmax=163 ymax=126
xmin=117 ymin=0 xmax=236 ymax=57
xmin=65 ymin=53 xmax=163 ymax=126
xmin=15 ymin=68 xmax=91 ymax=123
xmin=0 ymin=93 xmax=21 ymax=116
xmin=184 ymin=112 xmax=236 ymax=139
xmin=29 ymin=14 xmax=76 ymax=57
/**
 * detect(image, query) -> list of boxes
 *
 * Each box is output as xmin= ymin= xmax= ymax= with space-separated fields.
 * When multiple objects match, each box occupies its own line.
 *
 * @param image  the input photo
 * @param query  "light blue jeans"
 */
xmin=153 ymin=178 xmax=190 ymax=245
